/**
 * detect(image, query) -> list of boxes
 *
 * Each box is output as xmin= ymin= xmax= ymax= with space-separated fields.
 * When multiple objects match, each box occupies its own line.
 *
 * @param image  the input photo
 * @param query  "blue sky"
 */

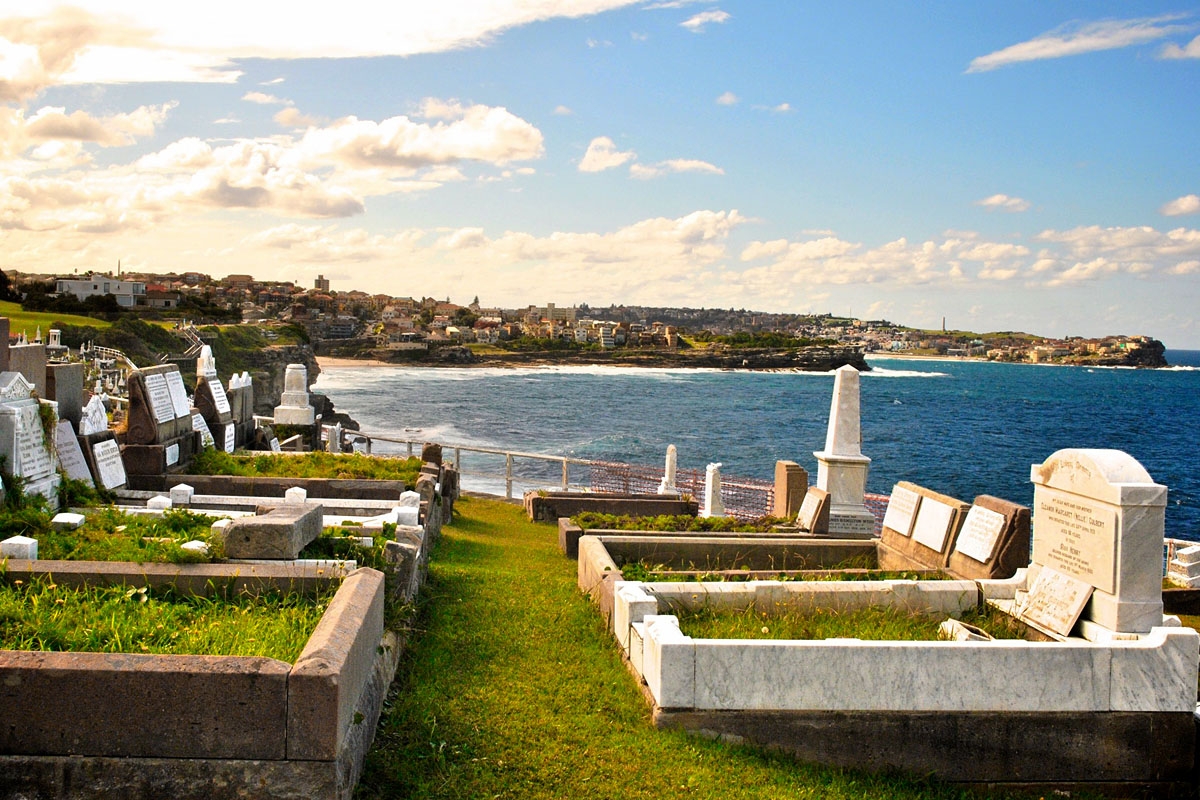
xmin=3 ymin=2 xmax=1199 ymax=344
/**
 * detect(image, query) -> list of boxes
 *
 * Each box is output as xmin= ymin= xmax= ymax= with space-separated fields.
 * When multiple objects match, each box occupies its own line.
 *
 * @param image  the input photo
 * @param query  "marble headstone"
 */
xmin=699 ymin=462 xmax=726 ymax=518
xmin=657 ymin=444 xmax=678 ymax=494
xmin=55 ymin=420 xmax=94 ymax=486
xmin=813 ymin=365 xmax=875 ymax=537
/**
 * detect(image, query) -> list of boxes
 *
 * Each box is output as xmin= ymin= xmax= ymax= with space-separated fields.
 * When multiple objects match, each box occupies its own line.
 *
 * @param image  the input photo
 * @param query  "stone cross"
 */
xmin=657 ymin=444 xmax=678 ymax=494
xmin=700 ymin=462 xmax=726 ymax=518
xmin=813 ymin=365 xmax=876 ymax=536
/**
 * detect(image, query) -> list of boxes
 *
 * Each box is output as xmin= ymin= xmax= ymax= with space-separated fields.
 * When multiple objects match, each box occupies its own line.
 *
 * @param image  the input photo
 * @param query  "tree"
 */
xmin=0 ymin=269 xmax=19 ymax=302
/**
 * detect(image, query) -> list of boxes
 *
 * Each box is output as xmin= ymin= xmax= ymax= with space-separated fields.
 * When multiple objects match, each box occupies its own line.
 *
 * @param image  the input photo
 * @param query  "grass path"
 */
xmin=357 ymin=497 xmax=1022 ymax=799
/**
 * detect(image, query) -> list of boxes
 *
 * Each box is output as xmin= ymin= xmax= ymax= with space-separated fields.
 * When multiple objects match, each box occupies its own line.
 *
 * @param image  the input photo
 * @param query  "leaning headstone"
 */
xmin=772 ymin=460 xmax=808 ymax=517
xmin=812 ymin=365 xmax=875 ymax=537
xmin=1026 ymin=448 xmax=1167 ymax=635
xmin=90 ymin=438 xmax=128 ymax=490
xmin=78 ymin=395 xmax=108 ymax=436
xmin=699 ymin=462 xmax=726 ymax=518
xmin=55 ymin=420 xmax=94 ymax=486
xmin=274 ymin=363 xmax=315 ymax=425
xmin=657 ymin=444 xmax=678 ymax=495
xmin=877 ymin=481 xmax=970 ymax=571
xmin=945 ymin=495 xmax=1030 ymax=581
xmin=195 ymin=372 xmax=235 ymax=454
xmin=795 ymin=486 xmax=831 ymax=535
xmin=192 ymin=411 xmax=216 ymax=448
xmin=221 ymin=503 xmax=323 ymax=559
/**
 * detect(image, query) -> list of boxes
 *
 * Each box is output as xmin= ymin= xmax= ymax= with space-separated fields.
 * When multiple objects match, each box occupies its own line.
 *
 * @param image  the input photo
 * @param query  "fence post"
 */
xmin=455 ymin=447 xmax=462 ymax=471
xmin=505 ymin=453 xmax=513 ymax=499
xmin=407 ymin=441 xmax=413 ymax=457
xmin=561 ymin=459 xmax=568 ymax=489
xmin=364 ymin=436 xmax=372 ymax=456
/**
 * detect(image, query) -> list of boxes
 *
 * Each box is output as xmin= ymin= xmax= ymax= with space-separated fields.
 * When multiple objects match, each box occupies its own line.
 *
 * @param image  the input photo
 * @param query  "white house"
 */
xmin=55 ymin=275 xmax=145 ymax=307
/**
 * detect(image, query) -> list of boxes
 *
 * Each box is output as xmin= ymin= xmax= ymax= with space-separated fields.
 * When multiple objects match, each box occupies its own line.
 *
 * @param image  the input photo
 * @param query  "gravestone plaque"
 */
xmin=209 ymin=380 xmax=231 ymax=416
xmin=911 ymin=497 xmax=956 ymax=552
xmin=55 ymin=420 xmax=93 ymax=485
xmin=1017 ymin=566 xmax=1093 ymax=639
xmin=144 ymin=372 xmax=175 ymax=425
xmin=92 ymin=439 xmax=127 ymax=490
xmin=270 ymin=437 xmax=282 ymax=452
xmin=954 ymin=505 xmax=1006 ymax=563
xmin=223 ymin=424 xmax=235 ymax=454
xmin=166 ymin=371 xmax=191 ymax=419
xmin=882 ymin=485 xmax=920 ymax=536
xmin=192 ymin=413 xmax=215 ymax=448
xmin=166 ymin=442 xmax=180 ymax=467
xmin=1032 ymin=487 xmax=1118 ymax=594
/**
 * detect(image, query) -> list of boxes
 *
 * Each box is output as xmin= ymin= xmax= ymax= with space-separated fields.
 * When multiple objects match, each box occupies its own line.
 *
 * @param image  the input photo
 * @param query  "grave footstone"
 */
xmin=1026 ymin=448 xmax=1167 ymax=635
xmin=1 ymin=535 xmax=37 ymax=559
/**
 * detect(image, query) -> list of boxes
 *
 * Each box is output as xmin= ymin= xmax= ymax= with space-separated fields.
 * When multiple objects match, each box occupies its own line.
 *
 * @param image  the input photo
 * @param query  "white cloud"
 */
xmin=260 ymin=76 xmax=285 ymax=85
xmin=967 ymin=14 xmax=1192 ymax=72
xmin=629 ymin=158 xmax=723 ymax=179
xmin=680 ymin=9 xmax=730 ymax=33
xmin=553 ymin=105 xmax=572 ymax=115
xmin=579 ymin=136 xmax=635 ymax=172
xmin=212 ymin=116 xmax=239 ymax=124
xmin=631 ymin=31 xmax=649 ymax=42
xmin=715 ymin=91 xmax=738 ymax=105
xmin=1160 ymin=34 xmax=1200 ymax=59
xmin=976 ymin=193 xmax=1031 ymax=212
xmin=0 ymin=1 xmax=649 ymax=94
xmin=242 ymin=91 xmax=291 ymax=106
xmin=274 ymin=107 xmax=321 ymax=129
xmin=1161 ymin=194 xmax=1200 ymax=216
xmin=586 ymin=37 xmax=613 ymax=48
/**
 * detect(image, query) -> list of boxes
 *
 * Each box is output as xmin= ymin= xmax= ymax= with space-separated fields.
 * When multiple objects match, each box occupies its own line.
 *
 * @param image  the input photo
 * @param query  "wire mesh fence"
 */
xmin=588 ymin=462 xmax=775 ymax=521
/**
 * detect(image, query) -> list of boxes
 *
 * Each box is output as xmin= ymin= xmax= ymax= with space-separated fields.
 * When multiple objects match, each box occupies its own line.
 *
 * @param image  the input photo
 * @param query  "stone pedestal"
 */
xmin=813 ymin=365 xmax=874 ymax=537
xmin=274 ymin=364 xmax=315 ymax=426
xmin=699 ymin=462 xmax=726 ymax=518
xmin=658 ymin=444 xmax=678 ymax=495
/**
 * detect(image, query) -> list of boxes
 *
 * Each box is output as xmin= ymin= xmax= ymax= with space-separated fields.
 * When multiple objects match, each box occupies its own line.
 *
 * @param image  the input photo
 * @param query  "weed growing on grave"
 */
xmin=617 ymin=559 xmax=943 ymax=583
xmin=0 ymin=576 xmax=332 ymax=661
xmin=358 ymin=496 xmax=1042 ymax=800
xmin=56 ymin=476 xmax=116 ymax=508
xmin=675 ymin=603 xmax=1025 ymax=641
xmin=188 ymin=449 xmax=422 ymax=485
xmin=32 ymin=508 xmax=224 ymax=563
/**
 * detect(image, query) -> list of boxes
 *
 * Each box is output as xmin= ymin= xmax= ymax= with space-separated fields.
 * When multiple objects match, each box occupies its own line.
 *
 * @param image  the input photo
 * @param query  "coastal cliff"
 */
xmin=1060 ymin=338 xmax=1168 ymax=368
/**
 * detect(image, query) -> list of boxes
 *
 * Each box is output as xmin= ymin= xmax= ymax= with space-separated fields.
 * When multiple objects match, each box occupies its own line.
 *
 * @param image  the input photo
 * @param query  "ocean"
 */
xmin=313 ymin=350 xmax=1200 ymax=540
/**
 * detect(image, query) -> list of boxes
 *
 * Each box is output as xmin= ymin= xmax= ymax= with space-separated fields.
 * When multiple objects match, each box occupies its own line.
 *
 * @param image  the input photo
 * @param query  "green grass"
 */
xmin=188 ymin=450 xmax=422 ymax=484
xmin=618 ymin=560 xmax=940 ymax=583
xmin=0 ymin=300 xmax=111 ymax=336
xmin=676 ymin=603 xmax=1025 ymax=641
xmin=2 ymin=507 xmax=222 ymax=564
xmin=357 ymin=497 xmax=1031 ymax=800
xmin=0 ymin=576 xmax=331 ymax=661
xmin=573 ymin=512 xmax=785 ymax=533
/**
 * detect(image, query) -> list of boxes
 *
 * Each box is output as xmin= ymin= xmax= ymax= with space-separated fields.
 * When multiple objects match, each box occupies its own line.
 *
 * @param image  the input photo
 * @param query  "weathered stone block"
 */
xmin=222 ymin=503 xmax=323 ymax=559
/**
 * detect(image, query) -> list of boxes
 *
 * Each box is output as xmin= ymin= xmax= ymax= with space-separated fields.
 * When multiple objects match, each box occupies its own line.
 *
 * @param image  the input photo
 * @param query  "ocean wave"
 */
xmin=1159 ymin=365 xmax=1200 ymax=372
xmin=862 ymin=366 xmax=949 ymax=379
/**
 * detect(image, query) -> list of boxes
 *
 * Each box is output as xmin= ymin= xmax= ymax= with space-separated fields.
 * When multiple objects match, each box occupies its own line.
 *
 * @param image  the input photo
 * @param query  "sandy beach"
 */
xmin=316 ymin=356 xmax=396 ymax=368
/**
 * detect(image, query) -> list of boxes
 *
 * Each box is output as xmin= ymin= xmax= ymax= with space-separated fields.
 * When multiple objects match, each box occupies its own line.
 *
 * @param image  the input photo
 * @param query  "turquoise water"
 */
xmin=314 ymin=351 xmax=1200 ymax=539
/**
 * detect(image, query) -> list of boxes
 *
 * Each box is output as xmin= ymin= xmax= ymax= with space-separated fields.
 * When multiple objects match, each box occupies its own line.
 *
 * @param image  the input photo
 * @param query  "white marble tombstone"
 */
xmin=1028 ymin=448 xmax=1167 ymax=635
xmin=55 ymin=420 xmax=94 ymax=486
xmin=274 ymin=363 xmax=315 ymax=425
xmin=657 ymin=444 xmax=678 ymax=495
xmin=79 ymin=395 xmax=109 ymax=436
xmin=699 ymin=462 xmax=726 ymax=518
xmin=197 ymin=345 xmax=217 ymax=379
xmin=92 ymin=438 xmax=127 ymax=490
xmin=813 ymin=365 xmax=876 ymax=535
xmin=0 ymin=384 xmax=61 ymax=507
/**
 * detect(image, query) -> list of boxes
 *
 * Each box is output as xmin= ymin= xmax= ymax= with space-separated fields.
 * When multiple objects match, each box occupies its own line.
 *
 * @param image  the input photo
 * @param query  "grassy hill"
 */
xmin=0 ymin=300 xmax=111 ymax=336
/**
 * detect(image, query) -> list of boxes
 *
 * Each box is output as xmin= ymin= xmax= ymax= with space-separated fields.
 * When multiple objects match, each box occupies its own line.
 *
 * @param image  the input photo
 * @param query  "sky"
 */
xmin=2 ymin=2 xmax=1199 ymax=345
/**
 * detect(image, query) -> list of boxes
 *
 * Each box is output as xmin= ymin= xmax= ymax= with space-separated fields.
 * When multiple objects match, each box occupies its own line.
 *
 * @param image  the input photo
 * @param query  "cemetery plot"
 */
xmin=0 ymin=576 xmax=332 ymax=661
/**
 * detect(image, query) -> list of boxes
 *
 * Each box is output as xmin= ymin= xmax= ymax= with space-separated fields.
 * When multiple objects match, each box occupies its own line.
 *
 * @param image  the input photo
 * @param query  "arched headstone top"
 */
xmin=1030 ymin=448 xmax=1165 ymax=507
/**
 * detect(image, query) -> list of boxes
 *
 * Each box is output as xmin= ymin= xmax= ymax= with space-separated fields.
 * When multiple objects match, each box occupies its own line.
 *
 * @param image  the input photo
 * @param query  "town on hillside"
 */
xmin=2 ymin=269 xmax=1166 ymax=367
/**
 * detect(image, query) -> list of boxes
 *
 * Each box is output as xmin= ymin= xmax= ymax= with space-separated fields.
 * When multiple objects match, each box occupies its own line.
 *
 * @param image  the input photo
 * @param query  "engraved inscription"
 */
xmin=92 ymin=439 xmax=127 ymax=489
xmin=911 ymin=498 xmax=955 ymax=553
xmin=209 ymin=380 xmax=231 ymax=416
xmin=954 ymin=505 xmax=1006 ymax=563
xmin=166 ymin=371 xmax=191 ymax=419
xmin=223 ymin=424 xmax=235 ymax=453
xmin=144 ymin=373 xmax=175 ymax=425
xmin=1017 ymin=566 xmax=1093 ymax=639
xmin=1032 ymin=487 xmax=1117 ymax=594
xmin=797 ymin=492 xmax=822 ymax=531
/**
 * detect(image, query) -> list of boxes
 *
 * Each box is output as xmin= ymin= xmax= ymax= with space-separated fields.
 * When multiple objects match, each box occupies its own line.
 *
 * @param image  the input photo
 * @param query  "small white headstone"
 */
xmin=1 ymin=534 xmax=38 ymax=559
xmin=180 ymin=540 xmax=210 ymax=556
xmin=147 ymin=495 xmax=173 ymax=510
xmin=398 ymin=491 xmax=421 ymax=508
xmin=285 ymin=486 xmax=307 ymax=503
xmin=699 ymin=462 xmax=726 ymax=518
xmin=657 ymin=444 xmax=678 ymax=494
xmin=269 ymin=437 xmax=282 ymax=452
xmin=51 ymin=512 xmax=86 ymax=530
xmin=954 ymin=505 xmax=1007 ymax=563
xmin=397 ymin=506 xmax=420 ymax=528
xmin=169 ymin=484 xmax=195 ymax=506
xmin=165 ymin=442 xmax=180 ymax=466
xmin=80 ymin=395 xmax=108 ymax=435
xmin=197 ymin=345 xmax=217 ymax=379
xmin=211 ymin=518 xmax=232 ymax=535
xmin=223 ymin=424 xmax=235 ymax=454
